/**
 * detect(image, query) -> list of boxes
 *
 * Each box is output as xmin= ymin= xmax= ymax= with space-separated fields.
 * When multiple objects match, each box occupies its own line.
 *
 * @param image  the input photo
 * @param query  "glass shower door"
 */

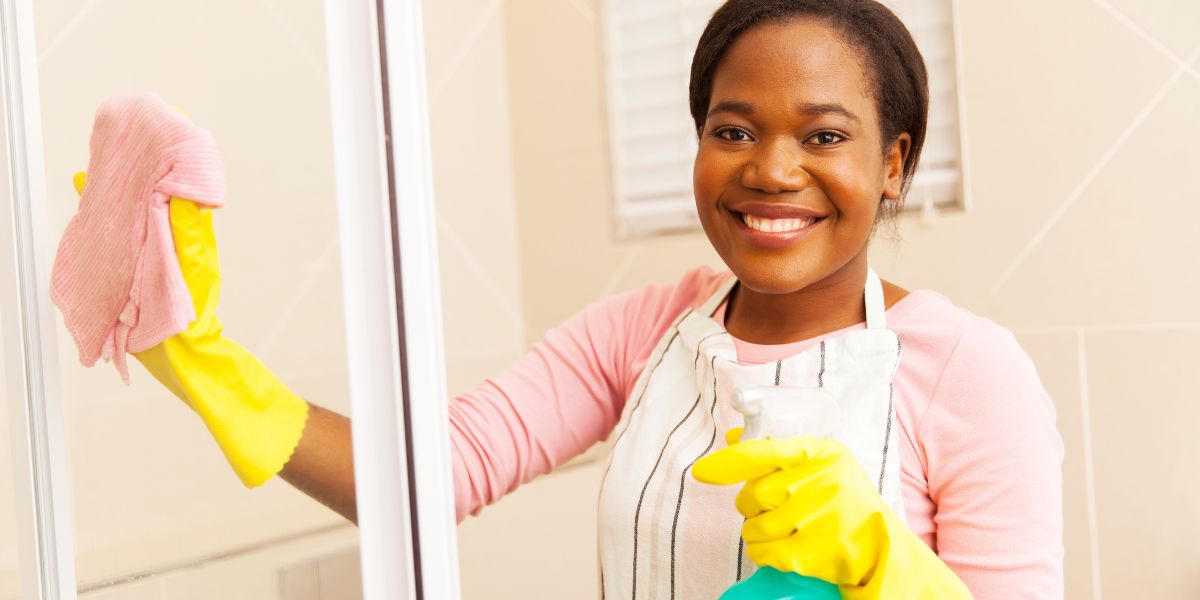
xmin=1 ymin=0 xmax=460 ymax=598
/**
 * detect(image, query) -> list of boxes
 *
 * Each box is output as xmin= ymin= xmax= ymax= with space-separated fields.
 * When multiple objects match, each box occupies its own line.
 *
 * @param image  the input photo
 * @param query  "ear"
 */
xmin=882 ymin=132 xmax=911 ymax=201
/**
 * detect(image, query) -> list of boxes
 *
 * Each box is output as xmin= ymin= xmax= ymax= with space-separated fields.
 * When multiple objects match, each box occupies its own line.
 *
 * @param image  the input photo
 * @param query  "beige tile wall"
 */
xmin=879 ymin=2 xmax=1200 ymax=596
xmin=422 ymin=0 xmax=527 ymax=393
xmin=1084 ymin=330 xmax=1200 ymax=597
xmin=77 ymin=526 xmax=359 ymax=600
xmin=444 ymin=0 xmax=1200 ymax=598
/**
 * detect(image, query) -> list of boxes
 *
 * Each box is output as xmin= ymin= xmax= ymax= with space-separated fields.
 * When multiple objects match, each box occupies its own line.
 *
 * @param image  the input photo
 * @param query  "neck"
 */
xmin=724 ymin=256 xmax=870 ymax=345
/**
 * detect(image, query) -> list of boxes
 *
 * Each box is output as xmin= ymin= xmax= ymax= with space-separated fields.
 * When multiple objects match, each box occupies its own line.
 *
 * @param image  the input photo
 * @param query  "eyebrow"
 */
xmin=798 ymin=102 xmax=861 ymax=123
xmin=706 ymin=100 xmax=861 ymax=124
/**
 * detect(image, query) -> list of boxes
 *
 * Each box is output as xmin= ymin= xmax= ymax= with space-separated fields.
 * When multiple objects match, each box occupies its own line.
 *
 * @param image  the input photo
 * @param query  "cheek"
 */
xmin=692 ymin=149 xmax=725 ymax=201
xmin=822 ymin=154 xmax=885 ymax=224
xmin=692 ymin=151 xmax=736 ymax=220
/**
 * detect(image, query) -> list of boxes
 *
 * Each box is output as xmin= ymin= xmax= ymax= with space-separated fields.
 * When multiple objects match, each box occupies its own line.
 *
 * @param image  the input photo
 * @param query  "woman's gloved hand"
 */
xmin=692 ymin=429 xmax=973 ymax=600
xmin=74 ymin=172 xmax=308 ymax=488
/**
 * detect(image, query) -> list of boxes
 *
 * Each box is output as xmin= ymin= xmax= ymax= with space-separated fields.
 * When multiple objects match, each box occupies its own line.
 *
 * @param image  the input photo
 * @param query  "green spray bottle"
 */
xmin=718 ymin=386 xmax=844 ymax=600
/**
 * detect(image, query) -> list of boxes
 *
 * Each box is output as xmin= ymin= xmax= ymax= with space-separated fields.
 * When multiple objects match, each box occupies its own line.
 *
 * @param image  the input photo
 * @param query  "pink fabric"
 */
xmin=450 ymin=265 xmax=1065 ymax=598
xmin=51 ymin=92 xmax=225 ymax=382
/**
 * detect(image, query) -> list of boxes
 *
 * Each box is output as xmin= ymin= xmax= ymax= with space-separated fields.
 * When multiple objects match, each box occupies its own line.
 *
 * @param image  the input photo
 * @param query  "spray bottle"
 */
xmin=718 ymin=386 xmax=843 ymax=600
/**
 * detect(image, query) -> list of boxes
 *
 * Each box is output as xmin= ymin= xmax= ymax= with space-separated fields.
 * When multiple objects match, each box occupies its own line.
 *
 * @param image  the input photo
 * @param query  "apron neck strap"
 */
xmin=864 ymin=267 xmax=886 ymax=329
xmin=700 ymin=274 xmax=739 ymax=317
xmin=701 ymin=268 xmax=887 ymax=328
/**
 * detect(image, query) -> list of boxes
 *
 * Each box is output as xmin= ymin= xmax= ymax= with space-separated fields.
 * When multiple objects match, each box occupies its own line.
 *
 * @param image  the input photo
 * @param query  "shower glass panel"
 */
xmin=29 ymin=1 xmax=362 ymax=597
xmin=2 ymin=0 xmax=461 ymax=597
xmin=0 ymin=108 xmax=23 ymax=599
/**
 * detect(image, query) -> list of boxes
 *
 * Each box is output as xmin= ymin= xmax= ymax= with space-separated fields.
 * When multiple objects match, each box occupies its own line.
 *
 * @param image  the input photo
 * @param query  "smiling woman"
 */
xmin=692 ymin=12 xmax=922 ymax=339
xmin=444 ymin=1 xmax=1063 ymax=598
xmin=14 ymin=0 xmax=1197 ymax=596
xmin=451 ymin=0 xmax=1200 ymax=597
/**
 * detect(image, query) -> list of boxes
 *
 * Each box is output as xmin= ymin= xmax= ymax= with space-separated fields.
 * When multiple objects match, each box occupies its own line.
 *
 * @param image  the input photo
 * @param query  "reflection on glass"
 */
xmin=28 ymin=1 xmax=361 ymax=597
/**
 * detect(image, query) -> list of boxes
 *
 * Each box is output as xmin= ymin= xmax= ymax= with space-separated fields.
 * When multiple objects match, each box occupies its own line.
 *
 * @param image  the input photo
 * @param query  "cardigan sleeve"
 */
xmin=920 ymin=319 xmax=1066 ymax=598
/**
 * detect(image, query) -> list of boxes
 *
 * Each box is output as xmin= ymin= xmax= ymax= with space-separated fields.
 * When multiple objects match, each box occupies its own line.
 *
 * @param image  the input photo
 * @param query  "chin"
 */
xmin=724 ymin=256 xmax=822 ymax=295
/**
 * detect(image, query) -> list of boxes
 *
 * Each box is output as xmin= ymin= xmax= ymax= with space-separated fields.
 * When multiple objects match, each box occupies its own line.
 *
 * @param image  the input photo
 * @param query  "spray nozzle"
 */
xmin=732 ymin=386 xmax=841 ymax=441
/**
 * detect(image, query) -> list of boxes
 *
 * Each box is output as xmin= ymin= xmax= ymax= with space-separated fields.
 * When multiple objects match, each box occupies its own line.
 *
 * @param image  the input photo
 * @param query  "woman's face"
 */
xmin=693 ymin=18 xmax=908 ymax=296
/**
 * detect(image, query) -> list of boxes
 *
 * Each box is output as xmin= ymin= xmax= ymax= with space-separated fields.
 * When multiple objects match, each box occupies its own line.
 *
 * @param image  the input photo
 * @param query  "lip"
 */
xmin=727 ymin=202 xmax=826 ymax=220
xmin=727 ymin=206 xmax=826 ymax=249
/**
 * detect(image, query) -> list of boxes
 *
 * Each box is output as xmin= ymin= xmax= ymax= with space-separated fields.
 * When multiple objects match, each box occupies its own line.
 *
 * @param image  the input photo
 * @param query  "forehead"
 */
xmin=710 ymin=18 xmax=875 ymax=116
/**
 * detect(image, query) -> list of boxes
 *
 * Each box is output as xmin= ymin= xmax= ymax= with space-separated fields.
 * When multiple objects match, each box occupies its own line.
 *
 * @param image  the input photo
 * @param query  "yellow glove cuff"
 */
xmin=135 ymin=339 xmax=309 ymax=488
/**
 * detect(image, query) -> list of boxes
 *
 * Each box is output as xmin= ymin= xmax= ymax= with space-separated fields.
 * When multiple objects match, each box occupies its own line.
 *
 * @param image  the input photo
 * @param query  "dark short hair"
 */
xmin=689 ymin=0 xmax=929 ymax=203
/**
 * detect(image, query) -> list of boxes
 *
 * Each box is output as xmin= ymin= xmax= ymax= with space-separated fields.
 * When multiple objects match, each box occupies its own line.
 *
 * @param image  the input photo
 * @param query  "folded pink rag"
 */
xmin=51 ymin=91 xmax=225 ymax=383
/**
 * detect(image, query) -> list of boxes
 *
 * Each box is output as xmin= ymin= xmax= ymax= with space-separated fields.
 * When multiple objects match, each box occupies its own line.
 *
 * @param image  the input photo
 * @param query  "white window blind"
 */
xmin=600 ymin=0 xmax=968 ymax=239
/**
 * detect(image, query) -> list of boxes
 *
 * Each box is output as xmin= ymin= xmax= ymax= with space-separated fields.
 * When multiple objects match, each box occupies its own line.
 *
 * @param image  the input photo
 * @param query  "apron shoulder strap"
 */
xmin=695 ymin=270 xmax=885 ymax=327
xmin=865 ymin=268 xmax=887 ymax=329
xmin=698 ymin=273 xmax=738 ymax=317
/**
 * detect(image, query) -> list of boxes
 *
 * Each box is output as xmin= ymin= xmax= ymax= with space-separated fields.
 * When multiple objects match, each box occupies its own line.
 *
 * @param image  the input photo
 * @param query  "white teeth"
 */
xmin=742 ymin=213 xmax=814 ymax=233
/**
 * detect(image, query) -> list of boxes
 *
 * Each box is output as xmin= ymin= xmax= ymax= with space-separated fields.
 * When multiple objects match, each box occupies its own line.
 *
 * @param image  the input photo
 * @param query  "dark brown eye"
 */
xmin=809 ymin=131 xmax=844 ymax=145
xmin=715 ymin=127 xmax=751 ymax=142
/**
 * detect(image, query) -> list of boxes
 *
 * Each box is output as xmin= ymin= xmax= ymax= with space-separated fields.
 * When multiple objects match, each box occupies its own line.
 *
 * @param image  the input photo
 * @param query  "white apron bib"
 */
xmin=597 ymin=269 xmax=906 ymax=599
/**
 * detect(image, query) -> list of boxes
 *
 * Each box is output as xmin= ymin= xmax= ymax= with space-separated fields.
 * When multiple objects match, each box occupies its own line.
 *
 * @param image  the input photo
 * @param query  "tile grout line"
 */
xmin=37 ymin=0 xmax=105 ymax=64
xmin=1092 ymin=0 xmax=1200 ymax=82
xmin=75 ymin=522 xmax=356 ymax=594
xmin=255 ymin=0 xmax=327 ymax=78
xmin=1076 ymin=329 xmax=1103 ymax=600
xmin=436 ymin=215 xmax=527 ymax=333
xmin=991 ymin=45 xmax=1200 ymax=293
xmin=1012 ymin=322 xmax=1200 ymax=335
xmin=564 ymin=0 xmax=597 ymax=22
xmin=314 ymin=555 xmax=323 ymax=600
xmin=597 ymin=246 xmax=642 ymax=297
xmin=428 ymin=0 xmax=505 ymax=102
xmin=254 ymin=235 xmax=339 ymax=354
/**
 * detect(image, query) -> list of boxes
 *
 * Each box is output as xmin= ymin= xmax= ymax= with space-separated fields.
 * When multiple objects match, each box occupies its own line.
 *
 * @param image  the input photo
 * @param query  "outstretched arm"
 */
xmin=281 ymin=403 xmax=358 ymax=523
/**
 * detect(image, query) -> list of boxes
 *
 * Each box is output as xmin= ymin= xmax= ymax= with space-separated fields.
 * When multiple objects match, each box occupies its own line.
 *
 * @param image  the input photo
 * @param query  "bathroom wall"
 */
xmin=450 ymin=0 xmax=1200 ymax=598
xmin=876 ymin=3 xmax=1200 ymax=595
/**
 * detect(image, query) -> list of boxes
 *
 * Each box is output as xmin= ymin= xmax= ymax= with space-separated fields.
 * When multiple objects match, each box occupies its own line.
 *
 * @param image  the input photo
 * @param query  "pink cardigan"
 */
xmin=450 ymin=265 xmax=1065 ymax=598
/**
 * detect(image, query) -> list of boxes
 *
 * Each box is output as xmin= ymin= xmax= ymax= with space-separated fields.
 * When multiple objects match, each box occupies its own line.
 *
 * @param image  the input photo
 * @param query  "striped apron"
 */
xmin=597 ymin=268 xmax=907 ymax=599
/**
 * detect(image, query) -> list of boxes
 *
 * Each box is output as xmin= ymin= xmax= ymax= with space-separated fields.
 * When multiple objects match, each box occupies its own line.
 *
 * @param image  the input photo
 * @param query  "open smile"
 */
xmin=727 ymin=208 xmax=826 ymax=249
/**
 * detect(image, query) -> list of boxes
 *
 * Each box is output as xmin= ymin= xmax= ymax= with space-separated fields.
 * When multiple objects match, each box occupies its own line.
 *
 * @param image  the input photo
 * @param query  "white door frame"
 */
xmin=324 ymin=0 xmax=462 ymax=597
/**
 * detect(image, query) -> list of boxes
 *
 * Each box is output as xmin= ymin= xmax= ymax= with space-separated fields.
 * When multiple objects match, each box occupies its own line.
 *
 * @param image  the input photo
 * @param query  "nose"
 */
xmin=740 ymin=137 xmax=810 ymax=194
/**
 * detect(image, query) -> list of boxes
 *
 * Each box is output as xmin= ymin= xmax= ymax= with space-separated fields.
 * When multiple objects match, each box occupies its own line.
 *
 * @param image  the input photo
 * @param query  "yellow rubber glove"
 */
xmin=692 ymin=429 xmax=973 ymax=599
xmin=74 ymin=173 xmax=308 ymax=488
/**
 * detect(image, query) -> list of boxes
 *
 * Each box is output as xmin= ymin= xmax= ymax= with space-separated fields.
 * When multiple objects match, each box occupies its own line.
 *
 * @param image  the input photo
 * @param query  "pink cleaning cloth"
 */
xmin=51 ymin=91 xmax=225 ymax=383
